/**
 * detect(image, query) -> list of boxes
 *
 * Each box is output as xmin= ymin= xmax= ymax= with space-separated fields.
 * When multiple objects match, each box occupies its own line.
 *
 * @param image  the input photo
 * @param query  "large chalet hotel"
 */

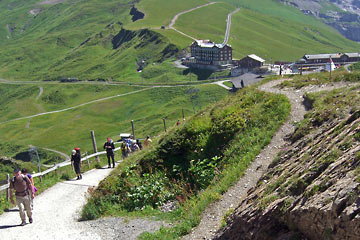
xmin=186 ymin=40 xmax=233 ymax=69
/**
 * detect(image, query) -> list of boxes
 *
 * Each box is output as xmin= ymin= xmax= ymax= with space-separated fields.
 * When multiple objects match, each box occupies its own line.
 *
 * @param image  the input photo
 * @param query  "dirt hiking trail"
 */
xmin=183 ymin=80 xmax=359 ymax=239
xmin=1 ymin=79 xmax=357 ymax=240
xmin=0 ymin=163 xmax=166 ymax=240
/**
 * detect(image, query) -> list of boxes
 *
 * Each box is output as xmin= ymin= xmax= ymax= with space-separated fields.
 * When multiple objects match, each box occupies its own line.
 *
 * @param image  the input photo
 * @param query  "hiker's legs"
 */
xmin=16 ymin=195 xmax=32 ymax=222
xmin=107 ymin=154 xmax=111 ymax=167
xmin=111 ymin=154 xmax=115 ymax=167
xmin=23 ymin=196 xmax=32 ymax=219
xmin=16 ymin=197 xmax=26 ymax=222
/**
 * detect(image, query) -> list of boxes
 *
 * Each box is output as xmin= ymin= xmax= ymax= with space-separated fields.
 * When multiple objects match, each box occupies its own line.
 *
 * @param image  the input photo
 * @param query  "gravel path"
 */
xmin=36 ymin=86 xmax=43 ymax=100
xmin=182 ymin=80 xmax=360 ymax=240
xmin=222 ymin=8 xmax=240 ymax=46
xmin=167 ymin=2 xmax=218 ymax=41
xmin=168 ymin=2 xmax=217 ymax=29
xmin=0 ymin=163 xmax=167 ymax=240
xmin=212 ymin=80 xmax=231 ymax=90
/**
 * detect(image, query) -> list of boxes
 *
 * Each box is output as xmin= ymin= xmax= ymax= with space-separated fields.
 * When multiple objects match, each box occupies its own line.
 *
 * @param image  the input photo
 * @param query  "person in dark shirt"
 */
xmin=104 ymin=137 xmax=115 ymax=168
xmin=71 ymin=148 xmax=82 ymax=180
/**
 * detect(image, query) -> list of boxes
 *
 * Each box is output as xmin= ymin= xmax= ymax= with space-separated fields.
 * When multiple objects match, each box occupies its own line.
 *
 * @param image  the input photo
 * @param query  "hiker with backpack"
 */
xmin=9 ymin=168 xmax=34 ymax=226
xmin=104 ymin=137 xmax=115 ymax=168
xmin=71 ymin=148 xmax=82 ymax=180
xmin=21 ymin=168 xmax=37 ymax=209
xmin=121 ymin=139 xmax=130 ymax=159
xmin=143 ymin=135 xmax=152 ymax=147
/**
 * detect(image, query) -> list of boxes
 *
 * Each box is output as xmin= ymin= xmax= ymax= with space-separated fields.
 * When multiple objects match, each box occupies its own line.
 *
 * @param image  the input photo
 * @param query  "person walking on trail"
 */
xmin=104 ymin=137 xmax=115 ymax=168
xmin=143 ymin=135 xmax=152 ymax=147
xmin=176 ymin=120 xmax=181 ymax=126
xmin=71 ymin=148 xmax=82 ymax=180
xmin=9 ymin=168 xmax=34 ymax=226
xmin=21 ymin=168 xmax=37 ymax=209
xmin=121 ymin=139 xmax=130 ymax=159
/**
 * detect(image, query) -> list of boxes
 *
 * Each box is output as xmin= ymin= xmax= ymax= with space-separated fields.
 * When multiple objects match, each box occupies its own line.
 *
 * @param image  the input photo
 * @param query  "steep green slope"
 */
xmin=228 ymin=9 xmax=358 ymax=61
xmin=126 ymin=0 xmax=209 ymax=29
xmin=174 ymin=2 xmax=235 ymax=44
xmin=81 ymin=84 xmax=290 ymax=239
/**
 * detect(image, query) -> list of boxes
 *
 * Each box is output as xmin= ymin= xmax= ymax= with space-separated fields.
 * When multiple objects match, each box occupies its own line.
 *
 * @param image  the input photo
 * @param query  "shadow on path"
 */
xmin=4 ymin=209 xmax=19 ymax=213
xmin=0 ymin=224 xmax=21 ymax=229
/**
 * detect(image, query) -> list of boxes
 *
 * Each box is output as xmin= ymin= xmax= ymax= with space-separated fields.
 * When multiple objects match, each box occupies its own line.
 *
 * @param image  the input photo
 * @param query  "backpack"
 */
xmin=11 ymin=175 xmax=30 ymax=195
xmin=121 ymin=143 xmax=128 ymax=151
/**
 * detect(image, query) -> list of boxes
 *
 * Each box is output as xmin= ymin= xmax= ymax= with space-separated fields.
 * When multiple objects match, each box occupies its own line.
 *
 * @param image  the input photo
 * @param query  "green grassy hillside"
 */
xmin=0 ymin=83 xmax=227 ymax=153
xmin=0 ymin=0 xmax=359 ymax=81
xmin=174 ymin=2 xmax=235 ymax=44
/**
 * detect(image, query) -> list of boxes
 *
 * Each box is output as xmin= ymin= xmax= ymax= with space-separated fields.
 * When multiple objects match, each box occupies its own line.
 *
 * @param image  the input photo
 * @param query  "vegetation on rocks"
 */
xmin=216 ymin=76 xmax=360 ymax=240
xmin=81 ymin=85 xmax=290 ymax=239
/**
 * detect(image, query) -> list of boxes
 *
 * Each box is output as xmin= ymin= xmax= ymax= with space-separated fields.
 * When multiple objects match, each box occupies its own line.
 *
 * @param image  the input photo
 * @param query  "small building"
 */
xmin=238 ymin=54 xmax=266 ymax=69
xmin=190 ymin=40 xmax=233 ymax=66
xmin=230 ymin=73 xmax=264 ymax=92
xmin=303 ymin=53 xmax=360 ymax=64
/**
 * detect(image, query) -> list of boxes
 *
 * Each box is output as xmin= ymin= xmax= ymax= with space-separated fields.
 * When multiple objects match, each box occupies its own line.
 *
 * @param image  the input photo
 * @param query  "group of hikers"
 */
xmin=9 ymin=135 xmax=152 ymax=226
xmin=9 ymin=168 xmax=37 ymax=226
xmin=119 ymin=135 xmax=152 ymax=159
xmin=70 ymin=135 xmax=153 ymax=179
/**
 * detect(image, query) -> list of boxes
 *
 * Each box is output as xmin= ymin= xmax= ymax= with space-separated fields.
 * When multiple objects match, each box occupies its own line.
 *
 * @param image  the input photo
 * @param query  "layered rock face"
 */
xmin=281 ymin=0 xmax=360 ymax=42
xmin=215 ymin=89 xmax=360 ymax=240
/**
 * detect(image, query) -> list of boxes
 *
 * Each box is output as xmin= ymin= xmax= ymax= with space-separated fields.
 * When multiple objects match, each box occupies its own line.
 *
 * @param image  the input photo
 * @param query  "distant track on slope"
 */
xmin=41 ymin=147 xmax=70 ymax=161
xmin=0 ymin=81 xmax=231 ymax=126
xmin=36 ymin=86 xmax=44 ymax=100
xmin=0 ymin=88 xmax=152 ymax=126
xmin=222 ymin=8 xmax=240 ymax=46
xmin=167 ymin=2 xmax=218 ymax=41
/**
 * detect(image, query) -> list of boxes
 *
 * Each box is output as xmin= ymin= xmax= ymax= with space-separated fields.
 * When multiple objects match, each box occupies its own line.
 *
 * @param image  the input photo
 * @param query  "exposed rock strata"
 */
xmin=215 ymin=90 xmax=360 ymax=239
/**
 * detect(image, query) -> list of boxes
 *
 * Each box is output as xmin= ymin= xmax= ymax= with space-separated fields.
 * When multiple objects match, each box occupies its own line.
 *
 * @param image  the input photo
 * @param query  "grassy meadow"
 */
xmin=0 ymin=83 xmax=228 ymax=155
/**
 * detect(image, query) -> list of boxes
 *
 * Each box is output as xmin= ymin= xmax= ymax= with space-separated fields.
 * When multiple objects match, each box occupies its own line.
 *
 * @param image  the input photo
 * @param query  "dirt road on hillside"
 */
xmin=0 ymin=163 xmax=167 ymax=240
xmin=182 ymin=80 xmax=360 ymax=240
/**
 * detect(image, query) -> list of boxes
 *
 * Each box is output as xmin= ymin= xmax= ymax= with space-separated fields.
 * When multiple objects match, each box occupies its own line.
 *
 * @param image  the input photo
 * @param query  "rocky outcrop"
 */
xmin=215 ymin=89 xmax=360 ymax=239
xmin=280 ymin=0 xmax=360 ymax=42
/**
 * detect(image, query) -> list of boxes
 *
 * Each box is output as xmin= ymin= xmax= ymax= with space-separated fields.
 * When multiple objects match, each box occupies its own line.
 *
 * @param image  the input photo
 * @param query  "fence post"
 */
xmin=54 ymin=163 xmax=57 ymax=176
xmin=38 ymin=165 xmax=42 ymax=183
xmin=163 ymin=118 xmax=167 ymax=132
xmin=6 ymin=174 xmax=10 ymax=202
xmin=91 ymin=130 xmax=100 ymax=162
xmin=131 ymin=120 xmax=135 ymax=139
xmin=86 ymin=152 xmax=90 ymax=169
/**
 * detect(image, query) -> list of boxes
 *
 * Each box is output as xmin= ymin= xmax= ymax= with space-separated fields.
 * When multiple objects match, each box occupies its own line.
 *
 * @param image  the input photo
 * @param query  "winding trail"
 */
xmin=167 ymin=2 xmax=217 ymax=41
xmin=182 ymin=80 xmax=360 ymax=240
xmin=222 ymin=8 xmax=240 ymax=46
xmin=41 ymin=147 xmax=70 ymax=161
xmin=0 ymin=88 xmax=152 ymax=126
xmin=0 ymin=166 xmax=114 ymax=240
xmin=36 ymin=86 xmax=43 ymax=100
